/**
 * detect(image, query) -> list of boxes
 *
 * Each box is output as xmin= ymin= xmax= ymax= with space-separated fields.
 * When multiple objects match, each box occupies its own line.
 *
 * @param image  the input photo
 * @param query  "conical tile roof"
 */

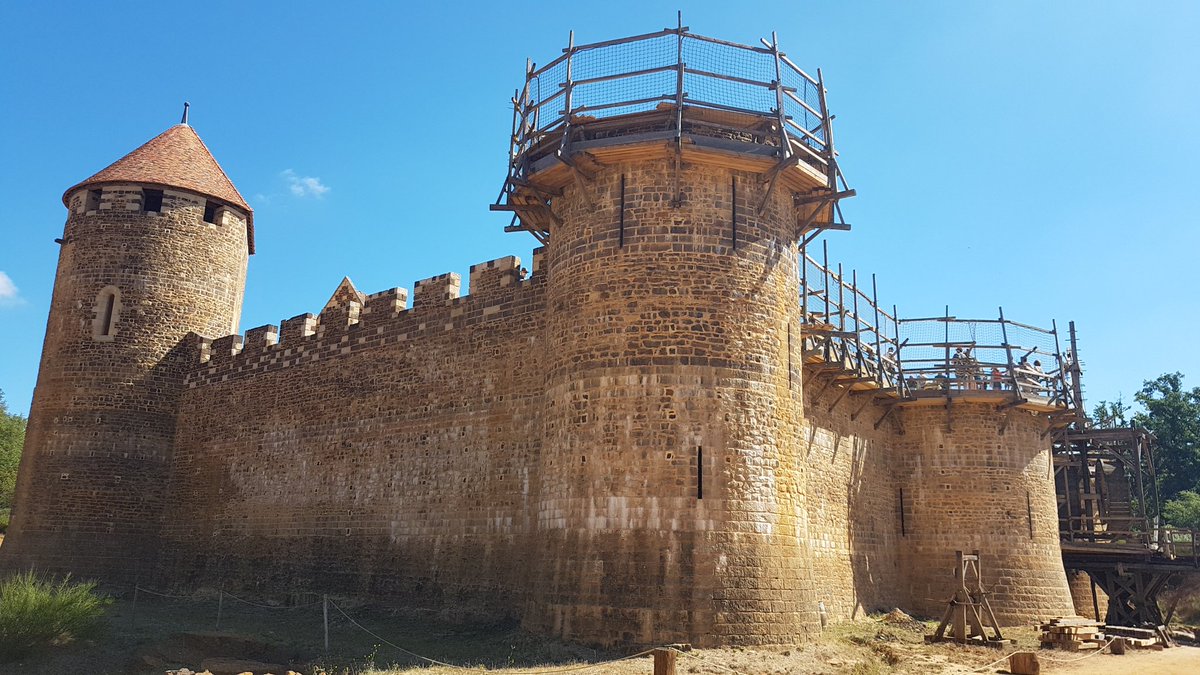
xmin=63 ymin=123 xmax=255 ymax=252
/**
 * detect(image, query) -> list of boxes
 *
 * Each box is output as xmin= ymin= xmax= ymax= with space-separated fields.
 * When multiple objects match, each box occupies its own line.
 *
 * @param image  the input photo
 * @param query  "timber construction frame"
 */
xmin=799 ymin=241 xmax=1081 ymax=425
xmin=1055 ymin=425 xmax=1200 ymax=626
xmin=492 ymin=16 xmax=853 ymax=243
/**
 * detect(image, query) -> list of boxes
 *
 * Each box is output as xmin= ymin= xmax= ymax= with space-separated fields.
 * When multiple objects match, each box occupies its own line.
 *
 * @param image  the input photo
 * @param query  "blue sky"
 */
xmin=1 ymin=1 xmax=1197 ymax=417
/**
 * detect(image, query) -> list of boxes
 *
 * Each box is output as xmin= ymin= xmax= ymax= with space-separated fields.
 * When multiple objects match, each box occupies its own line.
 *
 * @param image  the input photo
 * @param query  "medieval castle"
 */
xmin=1 ymin=27 xmax=1081 ymax=647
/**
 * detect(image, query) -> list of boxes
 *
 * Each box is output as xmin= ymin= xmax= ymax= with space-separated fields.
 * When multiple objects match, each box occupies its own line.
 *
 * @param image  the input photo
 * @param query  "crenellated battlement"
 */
xmin=64 ymin=183 xmax=248 ymax=234
xmin=186 ymin=254 xmax=546 ymax=388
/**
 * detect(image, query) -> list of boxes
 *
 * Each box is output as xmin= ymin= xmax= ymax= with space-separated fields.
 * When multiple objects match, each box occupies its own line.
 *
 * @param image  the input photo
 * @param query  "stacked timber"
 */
xmin=1038 ymin=617 xmax=1104 ymax=651
xmin=1103 ymin=625 xmax=1172 ymax=649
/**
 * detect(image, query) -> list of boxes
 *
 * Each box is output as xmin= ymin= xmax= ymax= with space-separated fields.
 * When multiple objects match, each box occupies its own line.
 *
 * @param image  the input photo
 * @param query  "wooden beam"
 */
xmin=793 ymin=188 xmax=856 ymax=206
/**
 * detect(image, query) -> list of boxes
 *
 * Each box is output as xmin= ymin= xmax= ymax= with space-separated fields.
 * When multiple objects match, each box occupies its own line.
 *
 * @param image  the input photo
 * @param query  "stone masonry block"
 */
xmin=412 ymin=272 xmax=461 ymax=308
xmin=244 ymin=324 xmax=279 ymax=349
xmin=280 ymin=313 xmax=318 ymax=344
xmin=364 ymin=287 xmax=408 ymax=317
xmin=468 ymin=256 xmax=523 ymax=298
xmin=208 ymin=335 xmax=243 ymax=363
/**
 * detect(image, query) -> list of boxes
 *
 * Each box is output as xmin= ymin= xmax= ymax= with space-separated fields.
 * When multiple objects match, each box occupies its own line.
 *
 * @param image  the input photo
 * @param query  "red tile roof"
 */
xmin=63 ymin=124 xmax=255 ymax=253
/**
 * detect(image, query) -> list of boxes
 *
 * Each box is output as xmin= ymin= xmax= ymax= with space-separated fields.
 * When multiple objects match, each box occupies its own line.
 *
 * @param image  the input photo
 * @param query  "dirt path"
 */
xmin=1045 ymin=645 xmax=1200 ymax=674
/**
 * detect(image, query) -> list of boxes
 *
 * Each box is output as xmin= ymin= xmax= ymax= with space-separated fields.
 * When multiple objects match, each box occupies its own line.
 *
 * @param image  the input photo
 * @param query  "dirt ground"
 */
xmin=2 ymin=588 xmax=1197 ymax=675
xmin=1044 ymin=645 xmax=1200 ymax=674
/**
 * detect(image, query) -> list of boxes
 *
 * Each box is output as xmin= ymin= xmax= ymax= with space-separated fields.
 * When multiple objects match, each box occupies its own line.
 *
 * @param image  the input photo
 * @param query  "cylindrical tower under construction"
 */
xmin=0 ymin=120 xmax=252 ymax=580
xmin=495 ymin=27 xmax=853 ymax=646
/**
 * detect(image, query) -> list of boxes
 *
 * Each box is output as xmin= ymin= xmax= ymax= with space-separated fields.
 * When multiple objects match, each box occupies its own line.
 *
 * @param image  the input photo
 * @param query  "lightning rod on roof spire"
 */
xmin=181 ymin=102 xmax=190 ymax=126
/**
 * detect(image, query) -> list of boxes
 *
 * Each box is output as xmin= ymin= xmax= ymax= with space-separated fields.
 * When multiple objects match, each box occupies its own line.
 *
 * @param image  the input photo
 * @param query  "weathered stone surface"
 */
xmin=1 ymin=113 xmax=1075 ymax=649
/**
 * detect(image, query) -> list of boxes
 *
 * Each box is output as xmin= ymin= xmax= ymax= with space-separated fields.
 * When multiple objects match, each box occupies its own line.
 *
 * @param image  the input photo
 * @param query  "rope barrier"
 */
xmin=329 ymin=599 xmax=661 ymax=674
xmin=970 ymin=637 xmax=1118 ymax=673
xmin=133 ymin=585 xmax=320 ymax=609
xmin=220 ymin=590 xmax=322 ymax=610
xmin=133 ymin=585 xmax=196 ymax=600
xmin=671 ymin=647 xmax=743 ymax=674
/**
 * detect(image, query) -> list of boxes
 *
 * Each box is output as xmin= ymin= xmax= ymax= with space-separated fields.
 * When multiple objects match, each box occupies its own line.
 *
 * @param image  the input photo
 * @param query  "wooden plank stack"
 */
xmin=1038 ymin=617 xmax=1104 ymax=651
xmin=1103 ymin=624 xmax=1171 ymax=649
xmin=1039 ymin=617 xmax=1174 ymax=651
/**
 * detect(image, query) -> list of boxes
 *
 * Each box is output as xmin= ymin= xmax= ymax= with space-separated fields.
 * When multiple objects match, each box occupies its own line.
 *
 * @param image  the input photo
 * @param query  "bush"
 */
xmin=0 ymin=571 xmax=110 ymax=661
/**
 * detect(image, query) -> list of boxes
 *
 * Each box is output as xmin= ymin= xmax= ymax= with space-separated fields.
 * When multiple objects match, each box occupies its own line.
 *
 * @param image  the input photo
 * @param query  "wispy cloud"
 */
xmin=282 ymin=169 xmax=330 ymax=198
xmin=0 ymin=271 xmax=23 ymax=307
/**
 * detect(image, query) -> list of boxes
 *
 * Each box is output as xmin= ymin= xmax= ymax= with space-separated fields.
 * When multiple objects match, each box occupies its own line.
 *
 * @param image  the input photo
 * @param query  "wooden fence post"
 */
xmin=652 ymin=648 xmax=676 ymax=675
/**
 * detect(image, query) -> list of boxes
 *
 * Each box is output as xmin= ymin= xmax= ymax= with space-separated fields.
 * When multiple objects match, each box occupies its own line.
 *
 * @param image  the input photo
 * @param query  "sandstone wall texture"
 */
xmin=802 ymin=390 xmax=905 ymax=621
xmin=156 ymin=259 xmax=544 ymax=621
xmin=2 ymin=143 xmax=1080 ymax=648
xmin=532 ymin=159 xmax=814 ymax=646
xmin=893 ymin=406 xmax=1074 ymax=624
xmin=1 ymin=186 xmax=248 ymax=580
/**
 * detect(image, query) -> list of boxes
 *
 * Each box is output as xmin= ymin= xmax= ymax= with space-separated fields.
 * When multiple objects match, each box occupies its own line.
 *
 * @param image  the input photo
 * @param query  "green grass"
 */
xmin=0 ymin=571 xmax=111 ymax=661
xmin=0 ymin=507 xmax=10 ymax=532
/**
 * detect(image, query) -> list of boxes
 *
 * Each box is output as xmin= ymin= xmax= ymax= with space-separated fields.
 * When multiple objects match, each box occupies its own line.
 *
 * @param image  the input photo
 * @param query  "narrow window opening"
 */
xmin=730 ymin=176 xmax=738 ymax=250
xmin=85 ymin=189 xmax=102 ymax=212
xmin=100 ymin=293 xmax=116 ymax=336
xmin=203 ymin=200 xmax=218 ymax=223
xmin=618 ymin=174 xmax=626 ymax=248
xmin=787 ymin=321 xmax=793 ymax=388
xmin=1026 ymin=490 xmax=1034 ymax=539
xmin=696 ymin=446 xmax=704 ymax=499
xmin=143 ymin=188 xmax=163 ymax=213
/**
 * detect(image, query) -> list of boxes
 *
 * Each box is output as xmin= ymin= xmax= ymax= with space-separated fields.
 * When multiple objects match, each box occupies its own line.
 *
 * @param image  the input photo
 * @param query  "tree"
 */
xmin=1092 ymin=397 xmax=1130 ymax=429
xmin=0 ymin=389 xmax=27 ymax=510
xmin=1162 ymin=490 xmax=1200 ymax=530
xmin=1132 ymin=373 xmax=1200 ymax=504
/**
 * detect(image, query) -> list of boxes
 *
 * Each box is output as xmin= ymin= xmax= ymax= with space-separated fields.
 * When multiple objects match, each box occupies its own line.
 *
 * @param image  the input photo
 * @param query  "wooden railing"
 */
xmin=496 ymin=20 xmax=846 ymax=216
xmin=800 ymin=242 xmax=1079 ymax=412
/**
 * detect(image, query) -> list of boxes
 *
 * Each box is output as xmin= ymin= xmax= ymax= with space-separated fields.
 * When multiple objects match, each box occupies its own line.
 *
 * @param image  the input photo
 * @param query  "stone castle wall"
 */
xmin=802 ymin=389 xmax=906 ymax=621
xmin=2 ymin=185 xmax=248 ymax=580
xmin=156 ymin=257 xmax=544 ymax=620
xmin=2 ymin=141 xmax=1079 ymax=648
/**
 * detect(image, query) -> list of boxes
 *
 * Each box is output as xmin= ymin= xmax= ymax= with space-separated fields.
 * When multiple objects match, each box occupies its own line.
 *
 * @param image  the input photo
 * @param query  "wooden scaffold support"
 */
xmin=926 ymin=550 xmax=1013 ymax=648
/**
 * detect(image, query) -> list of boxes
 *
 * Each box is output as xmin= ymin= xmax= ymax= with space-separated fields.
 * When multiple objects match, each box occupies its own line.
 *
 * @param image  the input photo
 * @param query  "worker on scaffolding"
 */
xmin=952 ymin=347 xmax=968 ymax=390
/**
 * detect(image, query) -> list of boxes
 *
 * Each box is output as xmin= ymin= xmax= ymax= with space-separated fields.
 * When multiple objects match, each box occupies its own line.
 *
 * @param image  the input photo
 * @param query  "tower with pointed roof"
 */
xmin=0 ymin=118 xmax=252 ymax=580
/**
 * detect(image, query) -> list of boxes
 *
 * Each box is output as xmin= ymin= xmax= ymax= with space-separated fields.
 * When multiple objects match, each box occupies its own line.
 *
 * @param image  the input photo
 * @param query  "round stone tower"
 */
xmin=0 ymin=118 xmax=252 ymax=581
xmin=894 ymin=405 xmax=1074 ymax=624
xmin=499 ymin=29 xmax=850 ymax=646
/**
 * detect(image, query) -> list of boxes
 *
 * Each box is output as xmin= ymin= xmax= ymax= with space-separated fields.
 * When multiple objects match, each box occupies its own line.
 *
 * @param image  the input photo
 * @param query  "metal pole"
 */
xmin=822 ymin=241 xmax=830 ymax=362
xmin=998 ymin=307 xmax=1017 ymax=395
xmin=558 ymin=31 xmax=574 ymax=158
xmin=770 ymin=31 xmax=790 ymax=159
xmin=893 ymin=304 xmax=906 ymax=397
xmin=800 ymin=244 xmax=808 ymax=320
xmin=673 ymin=11 xmax=685 ymax=206
xmin=851 ymin=269 xmax=861 ymax=372
xmin=944 ymin=305 xmax=951 ymax=390
xmin=815 ymin=67 xmax=837 ymax=191
xmin=1068 ymin=321 xmax=1086 ymax=423
xmin=872 ymin=274 xmax=883 ymax=385
xmin=1051 ymin=319 xmax=1068 ymax=405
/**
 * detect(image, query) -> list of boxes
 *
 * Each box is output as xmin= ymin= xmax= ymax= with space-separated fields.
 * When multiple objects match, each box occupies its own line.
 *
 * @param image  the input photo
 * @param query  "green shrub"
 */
xmin=0 ymin=571 xmax=110 ymax=661
xmin=0 ymin=508 xmax=9 ymax=533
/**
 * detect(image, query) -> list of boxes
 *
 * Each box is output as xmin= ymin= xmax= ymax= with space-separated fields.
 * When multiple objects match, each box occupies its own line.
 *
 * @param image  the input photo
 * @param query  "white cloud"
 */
xmin=282 ymin=169 xmax=330 ymax=198
xmin=0 ymin=271 xmax=22 ymax=307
